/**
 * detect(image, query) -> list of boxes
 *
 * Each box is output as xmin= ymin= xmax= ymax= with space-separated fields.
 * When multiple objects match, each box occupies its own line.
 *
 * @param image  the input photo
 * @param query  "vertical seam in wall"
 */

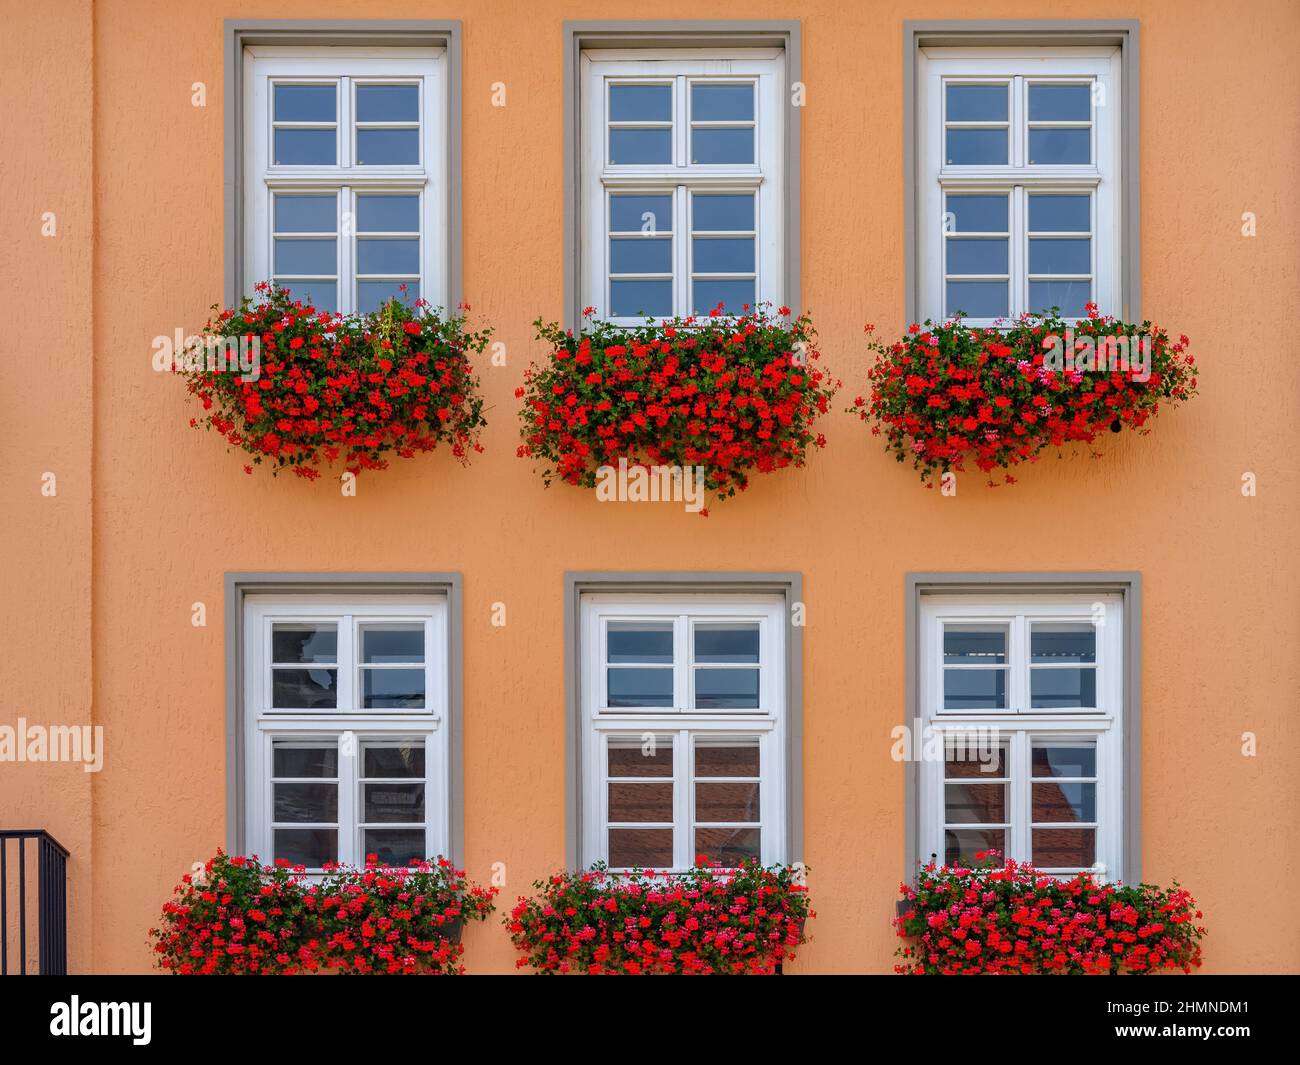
xmin=87 ymin=0 xmax=99 ymax=975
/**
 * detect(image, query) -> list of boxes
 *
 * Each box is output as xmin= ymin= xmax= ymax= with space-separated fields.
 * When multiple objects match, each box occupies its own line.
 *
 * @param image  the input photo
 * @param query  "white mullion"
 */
xmin=675 ymin=728 xmax=691 ymax=870
xmin=674 ymin=74 xmax=688 ymax=167
xmin=1012 ymin=729 xmax=1030 ymax=863
xmin=674 ymin=188 xmax=690 ymax=316
xmin=674 ymin=614 xmax=690 ymax=711
xmin=338 ymin=729 xmax=358 ymax=866
xmin=340 ymin=186 xmax=354 ymax=313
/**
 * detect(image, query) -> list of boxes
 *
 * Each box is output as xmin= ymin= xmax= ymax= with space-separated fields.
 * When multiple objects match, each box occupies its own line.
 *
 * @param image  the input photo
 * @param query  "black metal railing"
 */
xmin=0 ymin=830 xmax=68 ymax=975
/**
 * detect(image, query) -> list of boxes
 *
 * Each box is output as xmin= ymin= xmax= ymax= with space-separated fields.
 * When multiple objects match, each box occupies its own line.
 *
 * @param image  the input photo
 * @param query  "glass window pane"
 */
xmin=943 ymin=668 xmax=1006 ymax=710
xmin=943 ymin=627 xmax=1006 ymax=664
xmin=274 ymin=238 xmax=336 ymax=276
xmin=607 ymin=667 xmax=673 ymax=707
xmin=275 ymin=828 xmax=336 ymax=868
xmin=945 ymin=83 xmax=1008 ymax=122
xmin=692 ymin=194 xmax=754 ymax=232
xmin=691 ymin=82 xmax=753 ymax=121
xmin=692 ymin=279 xmax=754 ymax=316
xmin=610 ymin=279 xmax=671 ymax=317
xmin=945 ymin=280 xmax=1008 ymax=319
xmin=944 ymin=781 xmax=1006 ymax=824
xmin=608 ymin=782 xmax=673 ymax=822
xmin=1033 ymin=782 xmax=1096 ymax=823
xmin=277 ymin=280 xmax=336 ymax=312
xmin=363 ymin=743 xmax=426 ymax=778
xmin=1031 ymin=624 xmax=1097 ymax=663
xmin=944 ymin=742 xmax=1006 ymax=778
xmin=364 ymin=782 xmax=425 ymax=823
xmin=608 ymin=735 xmax=673 ymax=778
xmin=609 ymin=83 xmax=671 ymax=122
xmin=694 ymin=826 xmax=760 ymax=866
xmin=273 ymin=128 xmax=336 ymax=166
xmin=946 ymin=238 xmax=1008 ymax=276
xmin=944 ymin=828 xmax=1004 ymax=865
xmin=356 ymin=83 xmax=419 ymax=123
xmin=272 ymin=625 xmax=338 ymax=663
xmin=1029 ymin=194 xmax=1091 ymax=232
xmin=363 ymin=828 xmax=426 ymax=867
xmin=272 ymin=668 xmax=337 ymax=709
xmin=356 ymin=194 xmax=420 ymax=233
xmin=1032 ymin=743 xmax=1097 ymax=778
xmin=946 ymin=194 xmax=1008 ymax=233
xmin=1028 ymin=127 xmax=1090 ymax=165
xmin=695 ymin=781 xmax=759 ymax=822
xmin=608 ymin=828 xmax=674 ymax=869
xmin=356 ymin=128 xmax=419 ymax=165
xmin=357 ymin=238 xmax=419 ymax=275
xmin=610 ymin=236 xmax=672 ymax=274
xmin=694 ymin=738 xmax=760 ymax=778
xmin=274 ymin=782 xmax=338 ymax=823
xmin=1032 ymin=828 xmax=1096 ymax=867
xmin=607 ymin=622 xmax=673 ymax=663
xmin=357 ymin=281 xmax=417 ymax=313
xmin=945 ymin=128 xmax=1007 ymax=166
xmin=610 ymin=194 xmax=672 ymax=234
xmin=1029 ymin=237 xmax=1091 ymax=276
xmin=1029 ymin=83 xmax=1091 ymax=122
xmin=274 ymin=84 xmax=336 ymax=122
xmin=609 ymin=128 xmax=671 ymax=165
xmin=691 ymin=127 xmax=754 ymax=164
xmin=694 ymin=624 xmax=759 ymax=664
xmin=694 ymin=667 xmax=759 ymax=709
xmin=692 ymin=237 xmax=755 ymax=274
xmin=1029 ymin=280 xmax=1091 ymax=317
xmin=273 ymin=744 xmax=338 ymax=778
xmin=362 ymin=668 xmax=425 ymax=709
xmin=274 ymin=194 xmax=336 ymax=233
xmin=361 ymin=625 xmax=424 ymax=664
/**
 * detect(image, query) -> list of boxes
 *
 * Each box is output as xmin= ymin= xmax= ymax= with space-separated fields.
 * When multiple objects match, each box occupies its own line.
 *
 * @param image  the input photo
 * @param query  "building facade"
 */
xmin=1 ymin=0 xmax=1297 ymax=974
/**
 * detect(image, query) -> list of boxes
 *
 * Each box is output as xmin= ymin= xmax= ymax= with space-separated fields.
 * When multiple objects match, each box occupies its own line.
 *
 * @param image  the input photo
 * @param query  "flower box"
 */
xmin=517 ymin=307 xmax=839 ymax=514
xmin=851 ymin=307 xmax=1197 ymax=487
xmin=149 ymin=850 xmax=496 ymax=975
xmin=507 ymin=859 xmax=813 ymax=975
xmin=176 ymin=284 xmax=492 ymax=480
xmin=893 ymin=852 xmax=1206 ymax=975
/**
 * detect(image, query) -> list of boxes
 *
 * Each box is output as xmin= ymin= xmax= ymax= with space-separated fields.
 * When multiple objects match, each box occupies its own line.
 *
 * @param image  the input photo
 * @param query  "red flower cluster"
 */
xmin=851 ymin=307 xmax=1198 ymax=486
xmin=506 ymin=859 xmax=813 ymax=975
xmin=179 ymin=284 xmax=491 ymax=479
xmin=893 ymin=852 xmax=1206 ymax=975
xmin=149 ymin=850 xmax=496 ymax=975
xmin=517 ymin=307 xmax=840 ymax=509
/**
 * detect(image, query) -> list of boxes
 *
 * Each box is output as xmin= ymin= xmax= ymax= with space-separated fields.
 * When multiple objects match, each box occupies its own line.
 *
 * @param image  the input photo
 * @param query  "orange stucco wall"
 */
xmin=1 ymin=0 xmax=1297 ymax=974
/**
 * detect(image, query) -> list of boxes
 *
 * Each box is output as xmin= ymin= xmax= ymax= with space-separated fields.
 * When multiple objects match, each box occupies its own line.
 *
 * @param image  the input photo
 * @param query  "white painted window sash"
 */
xmin=581 ymin=49 xmax=784 ymax=326
xmin=242 ymin=594 xmax=450 ymax=871
xmin=580 ymin=593 xmax=787 ymax=871
xmin=918 ymin=47 xmax=1120 ymax=328
xmin=244 ymin=46 xmax=448 ymax=314
xmin=918 ymin=593 xmax=1123 ymax=881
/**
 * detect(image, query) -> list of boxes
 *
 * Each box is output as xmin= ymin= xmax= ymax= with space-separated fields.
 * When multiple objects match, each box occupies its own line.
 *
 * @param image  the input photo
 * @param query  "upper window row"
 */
xmin=242 ymin=44 xmax=1122 ymax=326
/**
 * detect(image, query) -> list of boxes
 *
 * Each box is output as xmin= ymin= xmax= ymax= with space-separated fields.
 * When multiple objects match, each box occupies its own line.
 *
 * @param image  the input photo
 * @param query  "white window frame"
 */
xmin=242 ymin=593 xmax=450 ymax=872
xmin=580 ymin=48 xmax=785 ymax=325
xmin=917 ymin=47 xmax=1121 ymax=327
xmin=918 ymin=593 xmax=1124 ymax=881
xmin=243 ymin=46 xmax=449 ymax=314
xmin=579 ymin=593 xmax=787 ymax=872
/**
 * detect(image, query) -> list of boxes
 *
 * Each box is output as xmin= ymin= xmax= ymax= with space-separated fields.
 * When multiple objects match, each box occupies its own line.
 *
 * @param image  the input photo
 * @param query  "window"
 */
xmin=579 ymin=594 xmax=788 ymax=871
xmin=917 ymin=47 xmax=1121 ymax=326
xmin=917 ymin=593 xmax=1125 ymax=880
xmin=580 ymin=50 xmax=786 ymax=324
xmin=243 ymin=46 xmax=448 ymax=313
xmin=242 ymin=594 xmax=450 ymax=870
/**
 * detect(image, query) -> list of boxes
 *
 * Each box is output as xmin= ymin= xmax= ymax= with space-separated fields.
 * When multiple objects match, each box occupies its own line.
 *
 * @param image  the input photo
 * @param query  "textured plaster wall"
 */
xmin=0 ymin=0 xmax=1296 ymax=974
